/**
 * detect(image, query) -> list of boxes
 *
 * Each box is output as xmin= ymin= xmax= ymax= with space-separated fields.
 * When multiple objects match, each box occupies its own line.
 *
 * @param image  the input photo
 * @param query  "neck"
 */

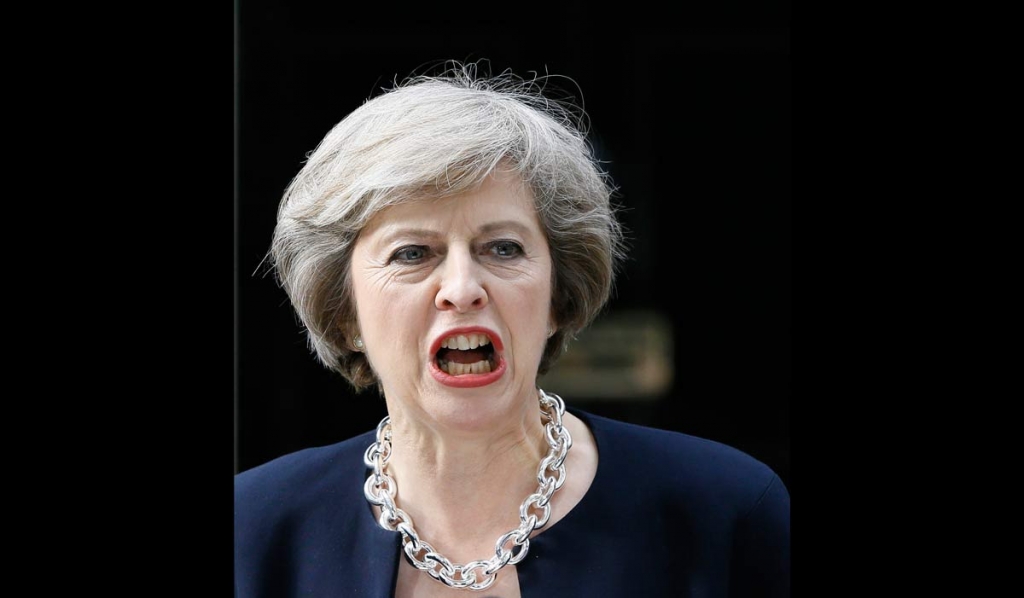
xmin=380 ymin=391 xmax=549 ymax=561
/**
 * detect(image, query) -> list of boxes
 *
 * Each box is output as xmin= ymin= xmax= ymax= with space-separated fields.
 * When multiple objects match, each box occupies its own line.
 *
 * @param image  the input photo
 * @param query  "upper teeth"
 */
xmin=441 ymin=333 xmax=491 ymax=350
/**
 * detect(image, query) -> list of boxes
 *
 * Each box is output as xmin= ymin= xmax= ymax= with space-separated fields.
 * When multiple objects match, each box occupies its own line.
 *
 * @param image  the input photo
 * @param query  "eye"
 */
xmin=390 ymin=245 xmax=429 ymax=263
xmin=488 ymin=240 xmax=524 ymax=258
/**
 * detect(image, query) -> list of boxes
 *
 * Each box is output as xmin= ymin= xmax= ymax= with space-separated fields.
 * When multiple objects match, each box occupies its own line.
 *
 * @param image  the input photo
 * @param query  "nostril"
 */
xmin=435 ymin=266 xmax=488 ymax=311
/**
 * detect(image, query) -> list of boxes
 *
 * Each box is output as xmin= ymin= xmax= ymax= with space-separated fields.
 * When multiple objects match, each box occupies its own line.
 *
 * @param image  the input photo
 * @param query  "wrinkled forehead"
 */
xmin=357 ymin=169 xmax=542 ymax=241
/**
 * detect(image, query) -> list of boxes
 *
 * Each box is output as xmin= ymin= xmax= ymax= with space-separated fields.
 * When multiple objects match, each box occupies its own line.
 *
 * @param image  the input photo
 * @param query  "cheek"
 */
xmin=357 ymin=284 xmax=422 ymax=351
xmin=537 ymin=262 xmax=555 ymax=314
xmin=351 ymin=264 xmax=402 ymax=319
xmin=352 ymin=286 xmax=385 ymax=349
xmin=355 ymin=286 xmax=394 ymax=331
xmin=512 ymin=276 xmax=554 ymax=334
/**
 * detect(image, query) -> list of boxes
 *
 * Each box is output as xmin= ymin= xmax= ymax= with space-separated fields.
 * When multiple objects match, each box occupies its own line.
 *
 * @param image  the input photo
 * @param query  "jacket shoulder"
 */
xmin=234 ymin=431 xmax=375 ymax=522
xmin=577 ymin=409 xmax=787 ymax=514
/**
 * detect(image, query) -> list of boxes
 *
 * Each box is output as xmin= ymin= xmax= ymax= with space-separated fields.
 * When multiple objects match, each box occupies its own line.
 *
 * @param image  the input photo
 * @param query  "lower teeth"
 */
xmin=440 ymin=360 xmax=493 ymax=376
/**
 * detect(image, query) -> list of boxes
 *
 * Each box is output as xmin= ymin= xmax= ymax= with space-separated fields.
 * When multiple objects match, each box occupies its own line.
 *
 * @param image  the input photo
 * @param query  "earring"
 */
xmin=353 ymin=336 xmax=364 ymax=349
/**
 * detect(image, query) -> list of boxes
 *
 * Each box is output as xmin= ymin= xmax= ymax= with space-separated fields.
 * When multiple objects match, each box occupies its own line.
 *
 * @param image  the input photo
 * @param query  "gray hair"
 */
xmin=270 ymin=62 xmax=627 ymax=391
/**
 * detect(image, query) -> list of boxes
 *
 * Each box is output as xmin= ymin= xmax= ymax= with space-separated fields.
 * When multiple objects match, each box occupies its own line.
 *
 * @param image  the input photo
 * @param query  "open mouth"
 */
xmin=435 ymin=332 xmax=498 ymax=376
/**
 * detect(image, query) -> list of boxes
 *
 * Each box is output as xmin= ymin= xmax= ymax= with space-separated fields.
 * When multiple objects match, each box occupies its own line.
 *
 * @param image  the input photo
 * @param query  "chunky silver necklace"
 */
xmin=363 ymin=388 xmax=572 ymax=591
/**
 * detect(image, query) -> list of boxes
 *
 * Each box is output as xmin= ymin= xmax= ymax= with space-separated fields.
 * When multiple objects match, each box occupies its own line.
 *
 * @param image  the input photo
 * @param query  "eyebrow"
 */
xmin=377 ymin=228 xmax=442 ymax=246
xmin=377 ymin=220 xmax=537 ymax=246
xmin=477 ymin=220 xmax=536 ymax=237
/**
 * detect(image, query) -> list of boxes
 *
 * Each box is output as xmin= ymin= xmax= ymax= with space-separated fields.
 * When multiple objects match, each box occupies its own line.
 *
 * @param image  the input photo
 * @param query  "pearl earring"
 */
xmin=354 ymin=336 xmax=364 ymax=349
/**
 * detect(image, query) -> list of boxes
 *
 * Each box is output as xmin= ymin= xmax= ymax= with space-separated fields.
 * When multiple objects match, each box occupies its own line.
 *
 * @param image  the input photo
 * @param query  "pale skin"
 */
xmin=350 ymin=169 xmax=599 ymax=597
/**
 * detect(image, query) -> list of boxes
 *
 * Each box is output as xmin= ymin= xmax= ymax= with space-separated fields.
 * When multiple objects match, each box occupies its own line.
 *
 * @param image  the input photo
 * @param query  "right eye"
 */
xmin=390 ymin=245 xmax=429 ymax=263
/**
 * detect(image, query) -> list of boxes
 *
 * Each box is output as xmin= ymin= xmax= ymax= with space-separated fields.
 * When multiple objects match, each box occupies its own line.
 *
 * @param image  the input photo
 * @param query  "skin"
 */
xmin=350 ymin=168 xmax=555 ymax=435
xmin=350 ymin=169 xmax=598 ymax=597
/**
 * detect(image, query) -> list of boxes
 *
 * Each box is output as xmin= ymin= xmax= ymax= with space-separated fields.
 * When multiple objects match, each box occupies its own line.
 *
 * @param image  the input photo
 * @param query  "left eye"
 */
xmin=490 ymin=241 xmax=523 ymax=258
xmin=391 ymin=246 xmax=429 ymax=263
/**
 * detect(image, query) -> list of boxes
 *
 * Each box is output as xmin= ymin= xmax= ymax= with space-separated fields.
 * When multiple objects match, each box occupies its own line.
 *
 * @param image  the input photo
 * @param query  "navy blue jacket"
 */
xmin=235 ymin=409 xmax=790 ymax=597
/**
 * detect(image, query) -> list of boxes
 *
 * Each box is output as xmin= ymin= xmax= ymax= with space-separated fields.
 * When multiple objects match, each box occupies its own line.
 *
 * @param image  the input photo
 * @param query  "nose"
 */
xmin=435 ymin=247 xmax=488 ymax=313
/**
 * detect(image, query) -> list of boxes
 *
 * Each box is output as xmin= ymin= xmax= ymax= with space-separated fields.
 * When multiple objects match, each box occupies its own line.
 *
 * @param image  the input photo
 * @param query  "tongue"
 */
xmin=440 ymin=349 xmax=488 ymax=364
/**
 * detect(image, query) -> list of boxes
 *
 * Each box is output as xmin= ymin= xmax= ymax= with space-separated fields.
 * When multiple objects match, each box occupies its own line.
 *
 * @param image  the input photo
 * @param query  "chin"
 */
xmin=421 ymin=379 xmax=529 ymax=432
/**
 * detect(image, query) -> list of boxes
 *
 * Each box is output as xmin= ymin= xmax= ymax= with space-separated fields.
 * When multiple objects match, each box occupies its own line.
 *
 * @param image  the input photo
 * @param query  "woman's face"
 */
xmin=350 ymin=170 xmax=555 ymax=429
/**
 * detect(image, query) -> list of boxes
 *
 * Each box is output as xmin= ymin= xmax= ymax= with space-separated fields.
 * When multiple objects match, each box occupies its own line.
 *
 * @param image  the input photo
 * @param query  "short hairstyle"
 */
xmin=270 ymin=61 xmax=627 ymax=391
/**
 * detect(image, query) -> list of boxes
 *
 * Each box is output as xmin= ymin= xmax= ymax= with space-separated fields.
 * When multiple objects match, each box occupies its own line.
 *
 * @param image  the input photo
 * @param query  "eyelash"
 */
xmin=388 ymin=241 xmax=524 ymax=264
xmin=390 ymin=245 xmax=429 ymax=263
xmin=487 ymin=240 xmax=524 ymax=258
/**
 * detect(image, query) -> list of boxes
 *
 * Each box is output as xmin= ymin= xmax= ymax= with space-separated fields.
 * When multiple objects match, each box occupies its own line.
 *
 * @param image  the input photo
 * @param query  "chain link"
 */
xmin=363 ymin=388 xmax=571 ymax=591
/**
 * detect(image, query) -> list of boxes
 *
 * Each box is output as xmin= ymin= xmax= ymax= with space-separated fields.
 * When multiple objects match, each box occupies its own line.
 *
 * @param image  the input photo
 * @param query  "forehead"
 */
xmin=361 ymin=170 xmax=541 ymax=237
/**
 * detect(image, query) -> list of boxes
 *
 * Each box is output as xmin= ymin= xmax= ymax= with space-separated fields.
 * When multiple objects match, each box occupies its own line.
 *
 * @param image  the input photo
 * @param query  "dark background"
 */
xmin=235 ymin=5 xmax=791 ymax=489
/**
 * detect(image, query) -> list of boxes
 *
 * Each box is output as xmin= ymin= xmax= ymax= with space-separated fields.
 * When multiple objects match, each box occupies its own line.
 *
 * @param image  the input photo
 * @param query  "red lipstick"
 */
xmin=429 ymin=326 xmax=506 ymax=388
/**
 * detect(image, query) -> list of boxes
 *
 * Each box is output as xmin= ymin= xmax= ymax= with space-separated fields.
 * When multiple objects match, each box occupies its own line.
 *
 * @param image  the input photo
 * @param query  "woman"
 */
xmin=235 ymin=62 xmax=790 ymax=597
